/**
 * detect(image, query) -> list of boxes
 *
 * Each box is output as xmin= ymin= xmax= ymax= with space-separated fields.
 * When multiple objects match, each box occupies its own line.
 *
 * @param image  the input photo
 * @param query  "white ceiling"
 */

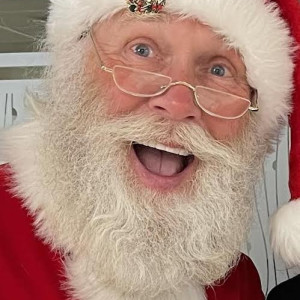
xmin=0 ymin=0 xmax=48 ymax=53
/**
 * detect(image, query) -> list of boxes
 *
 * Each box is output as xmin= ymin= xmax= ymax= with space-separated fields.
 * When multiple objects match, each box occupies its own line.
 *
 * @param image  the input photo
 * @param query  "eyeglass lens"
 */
xmin=195 ymin=86 xmax=250 ymax=118
xmin=113 ymin=66 xmax=172 ymax=97
xmin=112 ymin=65 xmax=251 ymax=119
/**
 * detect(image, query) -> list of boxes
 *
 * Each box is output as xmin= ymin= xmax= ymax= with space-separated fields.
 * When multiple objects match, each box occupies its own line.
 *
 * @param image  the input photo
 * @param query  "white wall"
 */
xmin=0 ymin=79 xmax=42 ymax=130
xmin=0 ymin=53 xmax=299 ymax=296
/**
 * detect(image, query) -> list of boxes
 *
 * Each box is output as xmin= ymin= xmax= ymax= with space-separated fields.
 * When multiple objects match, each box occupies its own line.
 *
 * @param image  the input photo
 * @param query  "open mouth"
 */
xmin=133 ymin=142 xmax=194 ymax=177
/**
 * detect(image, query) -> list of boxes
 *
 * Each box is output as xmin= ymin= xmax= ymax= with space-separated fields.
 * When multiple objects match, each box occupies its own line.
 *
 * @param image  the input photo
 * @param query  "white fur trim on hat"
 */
xmin=270 ymin=200 xmax=300 ymax=266
xmin=47 ymin=0 xmax=295 ymax=138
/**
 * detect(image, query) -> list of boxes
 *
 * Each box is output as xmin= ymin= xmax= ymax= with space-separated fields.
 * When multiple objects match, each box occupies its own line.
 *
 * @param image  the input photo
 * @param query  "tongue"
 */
xmin=135 ymin=145 xmax=184 ymax=176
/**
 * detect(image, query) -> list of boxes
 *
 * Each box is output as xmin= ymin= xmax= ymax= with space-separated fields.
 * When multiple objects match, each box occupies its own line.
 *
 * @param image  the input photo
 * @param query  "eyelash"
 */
xmin=211 ymin=64 xmax=228 ymax=76
xmin=125 ymin=41 xmax=238 ymax=78
xmin=208 ymin=63 xmax=234 ymax=78
xmin=131 ymin=43 xmax=153 ymax=57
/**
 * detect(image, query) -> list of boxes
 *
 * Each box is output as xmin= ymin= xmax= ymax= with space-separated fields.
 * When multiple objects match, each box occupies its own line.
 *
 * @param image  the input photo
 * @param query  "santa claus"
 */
xmin=0 ymin=0 xmax=299 ymax=299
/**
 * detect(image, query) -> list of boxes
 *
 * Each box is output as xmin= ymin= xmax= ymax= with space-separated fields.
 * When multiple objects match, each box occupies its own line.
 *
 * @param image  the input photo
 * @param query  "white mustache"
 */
xmin=86 ymin=112 xmax=247 ymax=169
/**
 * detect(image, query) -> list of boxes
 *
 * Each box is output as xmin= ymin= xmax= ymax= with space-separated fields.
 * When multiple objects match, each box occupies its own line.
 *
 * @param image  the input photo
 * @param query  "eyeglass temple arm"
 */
xmin=89 ymin=29 xmax=113 ymax=73
xmin=249 ymin=88 xmax=259 ymax=111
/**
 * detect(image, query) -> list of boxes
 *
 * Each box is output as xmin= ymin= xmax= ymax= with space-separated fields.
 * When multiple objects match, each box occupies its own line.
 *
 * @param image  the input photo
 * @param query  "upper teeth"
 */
xmin=139 ymin=142 xmax=191 ymax=156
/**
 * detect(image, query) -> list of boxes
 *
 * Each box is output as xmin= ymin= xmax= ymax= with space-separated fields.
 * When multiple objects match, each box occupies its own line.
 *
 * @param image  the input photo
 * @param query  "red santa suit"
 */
xmin=0 ymin=165 xmax=264 ymax=300
xmin=1 ymin=1 xmax=298 ymax=299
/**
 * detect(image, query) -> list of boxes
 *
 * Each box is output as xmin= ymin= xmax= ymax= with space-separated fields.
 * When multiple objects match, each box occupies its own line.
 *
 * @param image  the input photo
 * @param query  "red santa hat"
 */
xmin=270 ymin=0 xmax=300 ymax=267
xmin=46 ymin=0 xmax=300 ymax=263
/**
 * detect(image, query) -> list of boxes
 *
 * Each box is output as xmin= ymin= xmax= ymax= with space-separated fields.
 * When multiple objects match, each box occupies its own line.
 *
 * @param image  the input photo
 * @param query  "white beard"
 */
xmin=0 ymin=50 xmax=268 ymax=299
xmin=67 ymin=268 xmax=207 ymax=300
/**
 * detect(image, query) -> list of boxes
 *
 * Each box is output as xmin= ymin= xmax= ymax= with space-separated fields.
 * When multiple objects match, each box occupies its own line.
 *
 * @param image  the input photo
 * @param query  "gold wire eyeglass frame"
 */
xmin=89 ymin=29 xmax=259 ymax=120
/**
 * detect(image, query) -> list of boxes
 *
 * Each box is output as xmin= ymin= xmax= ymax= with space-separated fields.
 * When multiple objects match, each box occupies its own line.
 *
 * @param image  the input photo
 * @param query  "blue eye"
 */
xmin=211 ymin=65 xmax=226 ymax=77
xmin=133 ymin=44 xmax=151 ymax=57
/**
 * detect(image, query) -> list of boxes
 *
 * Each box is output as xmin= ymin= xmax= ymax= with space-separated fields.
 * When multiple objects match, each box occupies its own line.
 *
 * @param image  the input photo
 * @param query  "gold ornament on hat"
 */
xmin=127 ymin=0 xmax=166 ymax=13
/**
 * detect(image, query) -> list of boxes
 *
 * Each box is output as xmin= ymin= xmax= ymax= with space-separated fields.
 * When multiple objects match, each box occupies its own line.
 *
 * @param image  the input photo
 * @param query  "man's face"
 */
xmin=87 ymin=14 xmax=250 ymax=191
xmin=39 ymin=13 xmax=266 ymax=298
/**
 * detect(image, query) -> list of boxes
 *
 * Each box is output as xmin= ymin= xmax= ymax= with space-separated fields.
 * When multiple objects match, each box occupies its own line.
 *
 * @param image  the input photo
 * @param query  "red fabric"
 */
xmin=0 ymin=165 xmax=68 ymax=300
xmin=205 ymin=255 xmax=265 ymax=300
xmin=0 ymin=165 xmax=264 ymax=300
xmin=274 ymin=0 xmax=300 ymax=200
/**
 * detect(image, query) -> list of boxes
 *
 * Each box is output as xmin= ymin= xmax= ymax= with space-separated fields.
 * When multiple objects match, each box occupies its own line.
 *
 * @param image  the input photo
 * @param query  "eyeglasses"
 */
xmin=89 ymin=30 xmax=259 ymax=120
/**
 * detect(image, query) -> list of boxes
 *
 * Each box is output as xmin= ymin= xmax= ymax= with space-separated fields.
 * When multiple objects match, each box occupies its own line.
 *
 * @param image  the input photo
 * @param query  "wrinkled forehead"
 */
xmin=93 ymin=10 xmax=226 ymax=43
xmin=92 ymin=11 xmax=240 ymax=65
xmin=96 ymin=10 xmax=215 ymax=31
xmin=93 ymin=9 xmax=181 ymax=31
xmin=92 ymin=10 xmax=234 ymax=54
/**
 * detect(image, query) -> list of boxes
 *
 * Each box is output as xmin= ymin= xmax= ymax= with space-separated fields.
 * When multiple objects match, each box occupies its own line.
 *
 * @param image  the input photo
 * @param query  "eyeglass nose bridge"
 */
xmin=162 ymin=80 xmax=201 ymax=110
xmin=168 ymin=81 xmax=196 ymax=91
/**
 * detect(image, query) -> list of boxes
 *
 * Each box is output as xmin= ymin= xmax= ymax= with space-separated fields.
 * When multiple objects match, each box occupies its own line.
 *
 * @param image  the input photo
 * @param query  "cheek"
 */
xmin=92 ymin=70 xmax=145 ymax=115
xmin=203 ymin=114 xmax=248 ymax=140
xmin=89 ymin=62 xmax=247 ymax=137
xmin=105 ymin=87 xmax=145 ymax=115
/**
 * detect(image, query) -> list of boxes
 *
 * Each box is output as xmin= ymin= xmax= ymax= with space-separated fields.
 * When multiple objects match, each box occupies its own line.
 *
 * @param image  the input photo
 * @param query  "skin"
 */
xmin=85 ymin=12 xmax=252 ymax=190
xmin=88 ymin=13 xmax=250 ymax=140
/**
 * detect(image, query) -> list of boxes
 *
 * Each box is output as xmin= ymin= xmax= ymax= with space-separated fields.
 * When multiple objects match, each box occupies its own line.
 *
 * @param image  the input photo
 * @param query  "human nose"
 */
xmin=147 ymin=83 xmax=203 ymax=121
